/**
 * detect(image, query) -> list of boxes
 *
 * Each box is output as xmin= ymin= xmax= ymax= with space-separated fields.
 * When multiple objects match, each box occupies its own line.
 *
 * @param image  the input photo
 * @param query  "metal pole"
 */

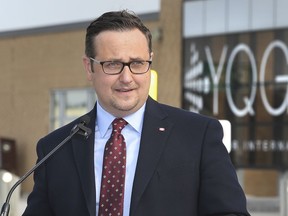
xmin=279 ymin=171 xmax=288 ymax=216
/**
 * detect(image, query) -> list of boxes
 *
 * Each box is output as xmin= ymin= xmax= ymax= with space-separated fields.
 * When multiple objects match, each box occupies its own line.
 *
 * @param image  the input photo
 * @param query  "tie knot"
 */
xmin=112 ymin=118 xmax=127 ymax=133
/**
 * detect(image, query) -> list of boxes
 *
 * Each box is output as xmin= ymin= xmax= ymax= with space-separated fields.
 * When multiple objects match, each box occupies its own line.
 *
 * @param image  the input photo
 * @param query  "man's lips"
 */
xmin=116 ymin=87 xmax=135 ymax=92
xmin=118 ymin=89 xmax=131 ymax=92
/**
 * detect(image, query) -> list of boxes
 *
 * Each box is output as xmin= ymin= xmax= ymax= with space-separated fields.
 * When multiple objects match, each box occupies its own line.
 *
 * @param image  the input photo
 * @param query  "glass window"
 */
xmin=50 ymin=88 xmax=96 ymax=131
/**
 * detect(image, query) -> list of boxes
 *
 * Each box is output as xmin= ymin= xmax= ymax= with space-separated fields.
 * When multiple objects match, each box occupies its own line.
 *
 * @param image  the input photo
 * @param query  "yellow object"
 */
xmin=149 ymin=70 xmax=158 ymax=100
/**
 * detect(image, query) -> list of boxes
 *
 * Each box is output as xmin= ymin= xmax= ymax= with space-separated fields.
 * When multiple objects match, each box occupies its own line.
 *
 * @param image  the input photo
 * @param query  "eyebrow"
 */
xmin=104 ymin=57 xmax=149 ymax=62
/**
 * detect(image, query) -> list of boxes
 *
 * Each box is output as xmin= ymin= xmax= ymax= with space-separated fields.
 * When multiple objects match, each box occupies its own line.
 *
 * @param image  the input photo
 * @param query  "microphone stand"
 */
xmin=0 ymin=120 xmax=91 ymax=216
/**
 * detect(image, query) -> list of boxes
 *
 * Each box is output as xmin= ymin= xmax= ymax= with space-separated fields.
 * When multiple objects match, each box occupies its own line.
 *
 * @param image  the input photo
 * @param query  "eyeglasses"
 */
xmin=89 ymin=57 xmax=152 ymax=75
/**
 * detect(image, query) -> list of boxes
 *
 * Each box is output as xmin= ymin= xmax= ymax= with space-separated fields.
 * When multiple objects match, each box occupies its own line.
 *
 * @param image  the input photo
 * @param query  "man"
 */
xmin=23 ymin=10 xmax=250 ymax=216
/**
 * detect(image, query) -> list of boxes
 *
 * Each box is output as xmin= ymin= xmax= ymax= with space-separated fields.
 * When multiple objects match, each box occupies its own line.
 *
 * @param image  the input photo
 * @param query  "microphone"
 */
xmin=0 ymin=115 xmax=92 ymax=216
xmin=71 ymin=115 xmax=92 ymax=138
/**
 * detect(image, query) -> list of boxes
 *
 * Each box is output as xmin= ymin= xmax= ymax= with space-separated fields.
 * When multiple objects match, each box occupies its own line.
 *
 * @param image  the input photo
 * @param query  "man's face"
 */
xmin=83 ymin=29 xmax=152 ymax=117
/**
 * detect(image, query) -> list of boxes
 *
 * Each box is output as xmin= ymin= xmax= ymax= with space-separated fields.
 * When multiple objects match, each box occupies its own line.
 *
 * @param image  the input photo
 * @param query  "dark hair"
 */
xmin=85 ymin=10 xmax=152 ymax=58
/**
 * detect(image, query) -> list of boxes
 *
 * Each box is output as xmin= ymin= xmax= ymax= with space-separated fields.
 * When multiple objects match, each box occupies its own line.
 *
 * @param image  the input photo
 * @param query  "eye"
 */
xmin=105 ymin=61 xmax=122 ymax=69
xmin=131 ymin=61 xmax=144 ymax=67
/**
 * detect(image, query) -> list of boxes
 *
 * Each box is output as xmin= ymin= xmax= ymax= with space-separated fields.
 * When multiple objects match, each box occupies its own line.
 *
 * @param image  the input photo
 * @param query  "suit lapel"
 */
xmin=69 ymin=99 xmax=173 ymax=216
xmin=72 ymin=108 xmax=96 ymax=216
xmin=130 ymin=98 xmax=174 ymax=215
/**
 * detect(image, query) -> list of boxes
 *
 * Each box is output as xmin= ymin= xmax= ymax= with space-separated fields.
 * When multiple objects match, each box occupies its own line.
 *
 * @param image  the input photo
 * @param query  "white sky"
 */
xmin=0 ymin=0 xmax=160 ymax=32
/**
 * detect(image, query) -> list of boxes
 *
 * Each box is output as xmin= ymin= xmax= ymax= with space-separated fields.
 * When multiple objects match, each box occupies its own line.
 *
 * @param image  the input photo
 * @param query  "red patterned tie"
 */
xmin=99 ymin=118 xmax=128 ymax=216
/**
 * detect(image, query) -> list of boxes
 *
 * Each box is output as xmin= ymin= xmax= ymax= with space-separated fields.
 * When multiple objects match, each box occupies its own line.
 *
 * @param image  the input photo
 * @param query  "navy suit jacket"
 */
xmin=23 ymin=97 xmax=250 ymax=216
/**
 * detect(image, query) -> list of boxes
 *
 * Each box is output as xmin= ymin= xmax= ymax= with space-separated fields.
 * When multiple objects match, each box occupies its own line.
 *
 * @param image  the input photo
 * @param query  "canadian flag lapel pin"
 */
xmin=159 ymin=127 xmax=165 ymax=132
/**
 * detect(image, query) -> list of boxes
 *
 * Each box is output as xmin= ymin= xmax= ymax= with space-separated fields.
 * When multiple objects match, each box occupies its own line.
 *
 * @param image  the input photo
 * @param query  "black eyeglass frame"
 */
xmin=89 ymin=57 xmax=152 ymax=75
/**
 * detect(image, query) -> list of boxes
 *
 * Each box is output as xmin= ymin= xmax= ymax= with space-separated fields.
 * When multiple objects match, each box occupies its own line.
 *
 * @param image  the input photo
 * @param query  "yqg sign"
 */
xmin=183 ymin=30 xmax=288 ymax=169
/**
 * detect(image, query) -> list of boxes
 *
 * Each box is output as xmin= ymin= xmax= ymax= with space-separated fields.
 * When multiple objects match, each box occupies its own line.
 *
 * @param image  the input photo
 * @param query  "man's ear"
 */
xmin=82 ymin=55 xmax=93 ymax=81
xmin=150 ymin=51 xmax=154 ymax=59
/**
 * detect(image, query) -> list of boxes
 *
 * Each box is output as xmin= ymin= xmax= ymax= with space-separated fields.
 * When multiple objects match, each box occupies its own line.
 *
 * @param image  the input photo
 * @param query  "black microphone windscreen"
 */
xmin=81 ymin=115 xmax=91 ymax=125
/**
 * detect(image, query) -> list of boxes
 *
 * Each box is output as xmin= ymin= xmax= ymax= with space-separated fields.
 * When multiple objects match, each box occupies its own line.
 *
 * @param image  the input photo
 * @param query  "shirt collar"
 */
xmin=96 ymin=102 xmax=146 ymax=137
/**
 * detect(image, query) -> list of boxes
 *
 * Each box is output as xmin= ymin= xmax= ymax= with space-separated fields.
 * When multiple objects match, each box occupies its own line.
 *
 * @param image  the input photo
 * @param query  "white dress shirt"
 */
xmin=94 ymin=102 xmax=145 ymax=216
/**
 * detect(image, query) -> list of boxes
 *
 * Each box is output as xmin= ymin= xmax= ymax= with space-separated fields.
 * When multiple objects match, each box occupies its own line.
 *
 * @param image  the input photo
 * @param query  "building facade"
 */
xmin=1 ymin=0 xmax=288 ymax=214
